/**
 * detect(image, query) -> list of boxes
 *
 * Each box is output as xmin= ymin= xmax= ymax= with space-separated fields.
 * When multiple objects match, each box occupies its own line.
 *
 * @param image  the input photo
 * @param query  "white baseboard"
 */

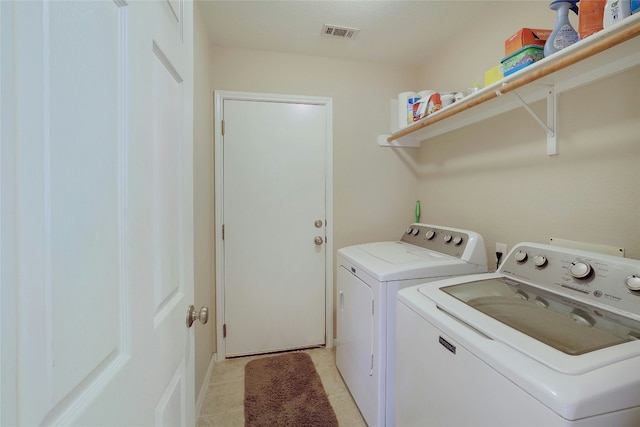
xmin=195 ymin=353 xmax=216 ymax=419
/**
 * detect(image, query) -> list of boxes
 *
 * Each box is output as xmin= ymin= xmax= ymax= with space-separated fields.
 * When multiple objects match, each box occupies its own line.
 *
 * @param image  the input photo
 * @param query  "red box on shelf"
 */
xmin=505 ymin=28 xmax=552 ymax=56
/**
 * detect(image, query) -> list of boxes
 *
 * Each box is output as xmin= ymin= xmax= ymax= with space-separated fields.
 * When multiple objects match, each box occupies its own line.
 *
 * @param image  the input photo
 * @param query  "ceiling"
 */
xmin=196 ymin=1 xmax=499 ymax=65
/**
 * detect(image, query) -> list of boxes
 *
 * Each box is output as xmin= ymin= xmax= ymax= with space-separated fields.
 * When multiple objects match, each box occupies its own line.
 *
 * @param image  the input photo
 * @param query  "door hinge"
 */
xmin=221 ymin=119 xmax=225 ymax=136
xmin=223 ymin=324 xmax=227 ymax=338
xmin=222 ymin=224 xmax=225 ymax=240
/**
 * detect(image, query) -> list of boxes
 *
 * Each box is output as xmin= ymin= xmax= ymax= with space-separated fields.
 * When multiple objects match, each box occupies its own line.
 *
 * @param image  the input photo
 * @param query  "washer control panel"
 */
xmin=401 ymin=224 xmax=470 ymax=259
xmin=500 ymin=242 xmax=640 ymax=316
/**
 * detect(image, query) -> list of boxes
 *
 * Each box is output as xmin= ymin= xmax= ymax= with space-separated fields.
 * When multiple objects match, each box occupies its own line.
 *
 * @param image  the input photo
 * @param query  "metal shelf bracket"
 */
xmin=377 ymin=133 xmax=420 ymax=147
xmin=510 ymin=85 xmax=558 ymax=155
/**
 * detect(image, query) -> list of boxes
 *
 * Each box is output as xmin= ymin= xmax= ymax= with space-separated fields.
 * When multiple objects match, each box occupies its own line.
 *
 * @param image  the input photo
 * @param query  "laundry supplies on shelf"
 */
xmin=544 ymin=0 xmax=580 ymax=56
xmin=578 ymin=0 xmax=606 ymax=39
xmin=397 ymin=90 xmax=445 ymax=129
xmin=604 ymin=0 xmax=632 ymax=27
xmin=505 ymin=28 xmax=552 ymax=55
xmin=501 ymin=45 xmax=545 ymax=76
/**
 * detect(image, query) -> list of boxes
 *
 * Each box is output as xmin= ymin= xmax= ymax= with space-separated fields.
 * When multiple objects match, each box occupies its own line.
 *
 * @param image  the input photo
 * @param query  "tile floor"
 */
xmin=197 ymin=347 xmax=367 ymax=427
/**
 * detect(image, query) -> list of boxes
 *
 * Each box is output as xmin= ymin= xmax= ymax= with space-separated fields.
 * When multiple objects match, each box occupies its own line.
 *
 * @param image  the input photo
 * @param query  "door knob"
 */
xmin=186 ymin=305 xmax=209 ymax=327
xmin=314 ymin=219 xmax=323 ymax=228
xmin=314 ymin=236 xmax=324 ymax=245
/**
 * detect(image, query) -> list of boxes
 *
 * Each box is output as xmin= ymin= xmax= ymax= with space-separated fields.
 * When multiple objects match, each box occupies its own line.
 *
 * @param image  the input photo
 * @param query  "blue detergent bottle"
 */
xmin=544 ymin=0 xmax=580 ymax=57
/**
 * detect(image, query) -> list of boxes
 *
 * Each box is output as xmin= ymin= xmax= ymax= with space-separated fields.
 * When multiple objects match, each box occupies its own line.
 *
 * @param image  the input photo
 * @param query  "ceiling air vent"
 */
xmin=322 ymin=24 xmax=360 ymax=39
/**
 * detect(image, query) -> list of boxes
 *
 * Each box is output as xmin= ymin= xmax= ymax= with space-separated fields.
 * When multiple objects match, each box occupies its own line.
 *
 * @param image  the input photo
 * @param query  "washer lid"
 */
xmin=338 ymin=241 xmax=483 ymax=281
xmin=440 ymin=277 xmax=640 ymax=356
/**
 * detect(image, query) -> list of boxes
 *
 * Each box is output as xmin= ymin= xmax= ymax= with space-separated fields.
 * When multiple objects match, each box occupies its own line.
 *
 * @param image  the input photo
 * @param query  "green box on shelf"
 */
xmin=501 ymin=45 xmax=545 ymax=77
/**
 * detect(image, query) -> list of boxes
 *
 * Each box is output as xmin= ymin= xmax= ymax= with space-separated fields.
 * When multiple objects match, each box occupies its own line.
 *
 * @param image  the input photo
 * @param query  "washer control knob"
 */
xmin=534 ymin=297 xmax=549 ymax=308
xmin=514 ymin=251 xmax=528 ymax=263
xmin=533 ymin=255 xmax=548 ymax=268
xmin=625 ymin=275 xmax=640 ymax=291
xmin=569 ymin=261 xmax=592 ymax=279
xmin=453 ymin=236 xmax=463 ymax=246
xmin=406 ymin=227 xmax=413 ymax=234
xmin=425 ymin=230 xmax=436 ymax=240
xmin=571 ymin=309 xmax=595 ymax=327
xmin=443 ymin=234 xmax=452 ymax=243
xmin=411 ymin=228 xmax=420 ymax=236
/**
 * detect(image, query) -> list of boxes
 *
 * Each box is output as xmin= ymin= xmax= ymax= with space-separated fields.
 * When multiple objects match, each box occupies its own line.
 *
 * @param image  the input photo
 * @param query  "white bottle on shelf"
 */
xmin=603 ymin=0 xmax=631 ymax=28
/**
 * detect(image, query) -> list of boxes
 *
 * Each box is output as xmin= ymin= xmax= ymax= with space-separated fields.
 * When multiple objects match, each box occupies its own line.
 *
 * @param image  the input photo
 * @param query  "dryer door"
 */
xmin=336 ymin=264 xmax=379 ymax=427
xmin=336 ymin=265 xmax=374 ymax=377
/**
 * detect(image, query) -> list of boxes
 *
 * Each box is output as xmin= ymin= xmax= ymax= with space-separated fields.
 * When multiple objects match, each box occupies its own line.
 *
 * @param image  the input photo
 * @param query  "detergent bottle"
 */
xmin=544 ymin=0 xmax=580 ymax=57
xmin=603 ymin=0 xmax=631 ymax=28
xmin=578 ymin=0 xmax=605 ymax=39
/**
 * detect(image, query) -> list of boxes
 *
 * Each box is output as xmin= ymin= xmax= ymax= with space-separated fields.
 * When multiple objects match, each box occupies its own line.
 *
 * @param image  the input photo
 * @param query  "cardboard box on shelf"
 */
xmin=505 ymin=28 xmax=552 ymax=56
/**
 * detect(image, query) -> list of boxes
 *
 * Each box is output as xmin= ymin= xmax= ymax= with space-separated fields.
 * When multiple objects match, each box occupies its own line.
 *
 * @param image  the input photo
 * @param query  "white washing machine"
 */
xmin=336 ymin=223 xmax=488 ymax=427
xmin=396 ymin=242 xmax=640 ymax=427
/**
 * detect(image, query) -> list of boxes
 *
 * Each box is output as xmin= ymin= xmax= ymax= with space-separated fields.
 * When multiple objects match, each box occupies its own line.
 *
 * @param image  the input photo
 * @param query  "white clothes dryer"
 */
xmin=336 ymin=223 xmax=487 ymax=427
xmin=396 ymin=242 xmax=640 ymax=427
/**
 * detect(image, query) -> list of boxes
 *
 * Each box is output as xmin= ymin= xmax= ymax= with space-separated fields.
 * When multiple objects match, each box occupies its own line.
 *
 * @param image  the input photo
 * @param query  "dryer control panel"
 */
xmin=401 ymin=223 xmax=478 ymax=261
xmin=500 ymin=242 xmax=640 ymax=317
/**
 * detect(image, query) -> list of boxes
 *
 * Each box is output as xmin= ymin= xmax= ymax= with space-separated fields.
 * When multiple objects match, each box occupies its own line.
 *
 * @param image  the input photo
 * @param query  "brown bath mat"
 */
xmin=244 ymin=352 xmax=338 ymax=427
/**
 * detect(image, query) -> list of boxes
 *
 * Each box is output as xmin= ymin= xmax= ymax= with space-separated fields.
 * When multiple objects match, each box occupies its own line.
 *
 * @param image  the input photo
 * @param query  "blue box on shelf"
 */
xmin=501 ymin=44 xmax=545 ymax=77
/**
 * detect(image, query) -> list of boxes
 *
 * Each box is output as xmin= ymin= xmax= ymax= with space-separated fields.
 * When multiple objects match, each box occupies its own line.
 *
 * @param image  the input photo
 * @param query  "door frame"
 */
xmin=213 ymin=91 xmax=334 ymax=359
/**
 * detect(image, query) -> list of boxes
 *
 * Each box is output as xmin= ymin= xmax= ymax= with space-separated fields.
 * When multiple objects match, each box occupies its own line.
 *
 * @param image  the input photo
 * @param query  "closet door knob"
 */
xmin=186 ymin=305 xmax=209 ymax=327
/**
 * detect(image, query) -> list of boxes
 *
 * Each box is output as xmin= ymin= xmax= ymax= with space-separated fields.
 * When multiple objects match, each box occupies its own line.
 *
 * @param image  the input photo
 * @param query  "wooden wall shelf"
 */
xmin=378 ymin=14 xmax=640 ymax=153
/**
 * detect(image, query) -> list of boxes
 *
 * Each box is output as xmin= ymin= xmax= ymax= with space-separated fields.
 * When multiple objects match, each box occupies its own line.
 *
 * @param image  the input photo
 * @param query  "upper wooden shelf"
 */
xmin=378 ymin=13 xmax=640 ymax=148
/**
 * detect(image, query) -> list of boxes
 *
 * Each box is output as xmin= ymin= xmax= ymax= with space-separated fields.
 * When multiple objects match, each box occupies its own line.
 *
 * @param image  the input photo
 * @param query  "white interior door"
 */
xmin=219 ymin=94 xmax=333 ymax=357
xmin=1 ymin=1 xmax=195 ymax=425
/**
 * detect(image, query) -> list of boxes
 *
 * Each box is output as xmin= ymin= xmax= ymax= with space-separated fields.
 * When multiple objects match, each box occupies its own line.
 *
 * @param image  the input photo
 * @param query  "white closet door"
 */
xmin=1 ymin=1 xmax=195 ymax=425
xmin=222 ymin=98 xmax=328 ymax=357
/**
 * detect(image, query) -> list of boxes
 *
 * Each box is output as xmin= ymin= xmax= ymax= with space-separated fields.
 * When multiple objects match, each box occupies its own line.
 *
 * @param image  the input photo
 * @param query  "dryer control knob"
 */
xmin=406 ymin=227 xmax=413 ymax=234
xmin=569 ymin=261 xmax=592 ymax=279
xmin=443 ymin=234 xmax=452 ymax=243
xmin=425 ymin=230 xmax=436 ymax=240
xmin=411 ymin=228 xmax=420 ymax=236
xmin=514 ymin=251 xmax=528 ymax=263
xmin=453 ymin=236 xmax=463 ymax=246
xmin=625 ymin=275 xmax=640 ymax=291
xmin=533 ymin=255 xmax=548 ymax=267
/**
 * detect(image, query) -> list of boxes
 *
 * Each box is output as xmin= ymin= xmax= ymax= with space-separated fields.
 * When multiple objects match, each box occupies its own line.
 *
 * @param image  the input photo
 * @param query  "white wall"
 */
xmin=415 ymin=1 xmax=640 ymax=266
xmin=193 ymin=3 xmax=214 ymax=400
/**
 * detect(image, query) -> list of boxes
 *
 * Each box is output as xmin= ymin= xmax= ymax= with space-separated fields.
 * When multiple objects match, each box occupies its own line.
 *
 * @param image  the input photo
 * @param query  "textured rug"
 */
xmin=244 ymin=352 xmax=338 ymax=427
